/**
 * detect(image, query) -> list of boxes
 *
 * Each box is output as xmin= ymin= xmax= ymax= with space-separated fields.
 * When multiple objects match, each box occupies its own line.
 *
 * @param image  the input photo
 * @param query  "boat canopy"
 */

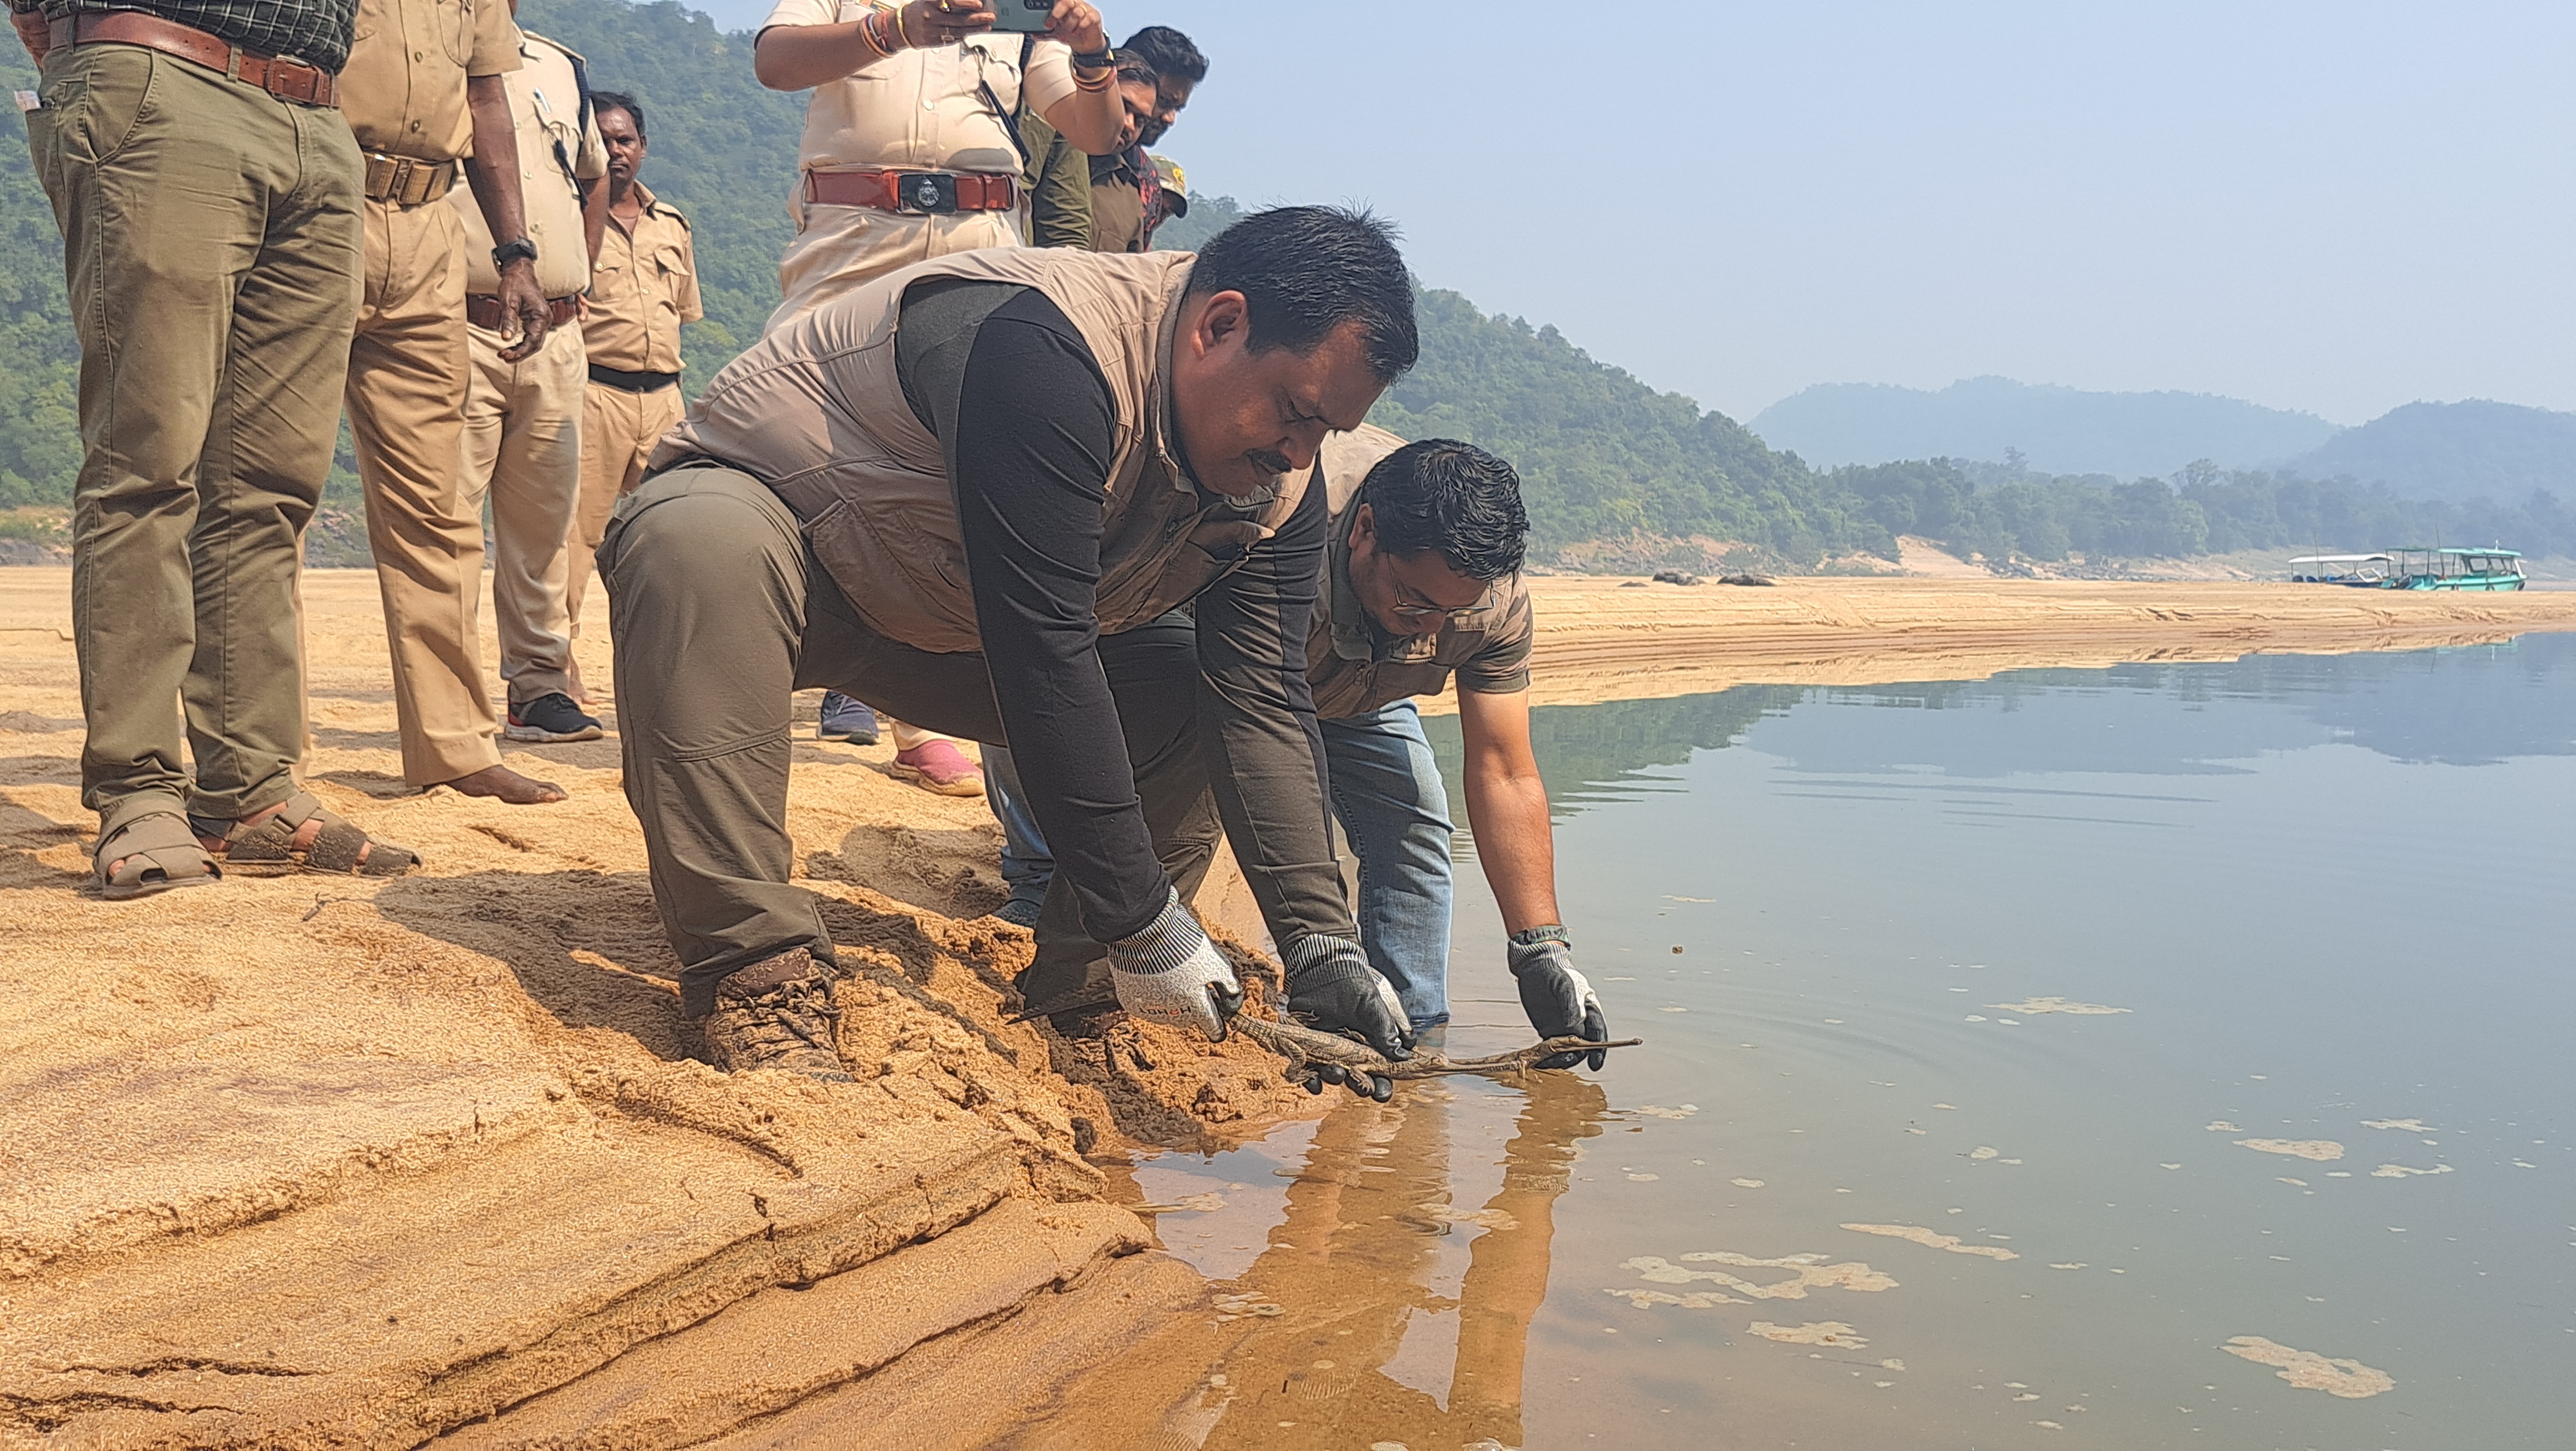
xmin=2286 ymin=553 xmax=2392 ymax=566
xmin=2390 ymin=547 xmax=2524 ymax=558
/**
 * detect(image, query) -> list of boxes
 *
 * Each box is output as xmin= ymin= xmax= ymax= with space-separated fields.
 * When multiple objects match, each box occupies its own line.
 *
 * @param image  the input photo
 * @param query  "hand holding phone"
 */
xmin=989 ymin=0 xmax=1053 ymax=32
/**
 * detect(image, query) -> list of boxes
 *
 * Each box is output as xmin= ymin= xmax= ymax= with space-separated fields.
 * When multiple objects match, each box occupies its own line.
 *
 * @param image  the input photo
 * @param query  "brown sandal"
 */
xmin=93 ymin=812 xmax=222 ymax=900
xmin=192 ymin=791 xmax=422 ymax=878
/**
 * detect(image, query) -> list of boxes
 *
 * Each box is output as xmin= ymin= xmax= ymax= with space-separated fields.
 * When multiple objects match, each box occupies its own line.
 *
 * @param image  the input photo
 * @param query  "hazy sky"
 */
xmin=687 ymin=0 xmax=2573 ymax=427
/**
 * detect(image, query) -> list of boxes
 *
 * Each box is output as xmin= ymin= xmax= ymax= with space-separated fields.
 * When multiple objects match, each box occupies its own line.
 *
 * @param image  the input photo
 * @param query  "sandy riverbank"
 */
xmin=1437 ymin=574 xmax=2576 ymax=714
xmin=5 ymin=565 xmax=2572 ymax=1446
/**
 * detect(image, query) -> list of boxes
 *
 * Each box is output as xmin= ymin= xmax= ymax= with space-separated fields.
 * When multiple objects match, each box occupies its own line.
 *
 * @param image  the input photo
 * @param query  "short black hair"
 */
xmin=1185 ymin=206 xmax=1418 ymax=383
xmin=592 ymin=90 xmax=645 ymax=141
xmin=1363 ymin=440 xmax=1528 ymax=582
xmin=1114 ymin=53 xmax=1157 ymax=87
xmin=1121 ymin=25 xmax=1207 ymax=84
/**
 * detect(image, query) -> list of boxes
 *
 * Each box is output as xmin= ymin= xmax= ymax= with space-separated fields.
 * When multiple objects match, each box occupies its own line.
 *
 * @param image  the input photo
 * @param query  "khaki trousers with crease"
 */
xmin=32 ymin=45 xmax=362 ymax=842
xmin=566 ymin=377 xmax=684 ymax=640
xmin=458 ymin=318 xmax=585 ymax=706
xmin=347 ymin=198 xmax=503 ymax=787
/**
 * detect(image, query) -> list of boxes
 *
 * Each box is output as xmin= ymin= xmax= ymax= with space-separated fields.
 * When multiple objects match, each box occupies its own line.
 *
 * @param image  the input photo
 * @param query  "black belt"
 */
xmin=588 ymin=363 xmax=682 ymax=393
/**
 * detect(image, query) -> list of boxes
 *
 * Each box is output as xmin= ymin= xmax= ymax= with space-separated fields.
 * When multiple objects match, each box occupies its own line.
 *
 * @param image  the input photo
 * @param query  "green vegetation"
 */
xmin=2285 ymin=400 xmax=2576 ymax=507
xmin=0 ymin=43 xmax=79 ymax=510
xmin=1835 ymin=456 xmax=2576 ymax=564
xmin=2 ymin=3 xmax=2565 ymax=573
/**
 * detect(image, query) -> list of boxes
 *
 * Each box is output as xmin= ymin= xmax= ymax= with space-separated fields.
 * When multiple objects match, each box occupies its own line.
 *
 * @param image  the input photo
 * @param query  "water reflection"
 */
xmin=1421 ymin=633 xmax=2576 ymax=820
xmin=1012 ymin=1074 xmax=1607 ymax=1449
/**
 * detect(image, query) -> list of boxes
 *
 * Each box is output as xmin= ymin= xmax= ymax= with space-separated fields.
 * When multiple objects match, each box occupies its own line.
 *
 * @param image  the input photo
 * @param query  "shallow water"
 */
xmin=1105 ymin=636 xmax=2576 ymax=1450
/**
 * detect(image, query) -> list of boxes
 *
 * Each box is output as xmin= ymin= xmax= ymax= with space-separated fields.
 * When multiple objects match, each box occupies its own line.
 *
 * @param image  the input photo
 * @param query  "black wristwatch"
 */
xmin=491 ymin=236 xmax=539 ymax=271
xmin=1069 ymin=47 xmax=1115 ymax=71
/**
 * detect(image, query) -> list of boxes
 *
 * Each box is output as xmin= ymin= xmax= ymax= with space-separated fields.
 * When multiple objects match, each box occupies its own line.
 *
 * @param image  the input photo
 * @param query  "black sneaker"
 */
xmin=505 ymin=692 xmax=604 ymax=743
xmin=817 ymin=690 xmax=880 ymax=744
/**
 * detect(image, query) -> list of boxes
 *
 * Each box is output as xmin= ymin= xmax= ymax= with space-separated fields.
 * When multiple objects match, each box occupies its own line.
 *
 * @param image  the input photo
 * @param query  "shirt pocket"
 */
xmin=441 ymin=0 xmax=476 ymax=66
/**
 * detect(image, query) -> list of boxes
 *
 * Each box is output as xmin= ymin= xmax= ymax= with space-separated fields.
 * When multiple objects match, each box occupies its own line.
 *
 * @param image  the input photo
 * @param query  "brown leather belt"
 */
xmin=466 ymin=294 xmax=584 ymax=332
xmin=804 ymin=168 xmax=1018 ymax=215
xmin=363 ymin=152 xmax=460 ymax=207
xmin=49 ymin=12 xmax=338 ymax=107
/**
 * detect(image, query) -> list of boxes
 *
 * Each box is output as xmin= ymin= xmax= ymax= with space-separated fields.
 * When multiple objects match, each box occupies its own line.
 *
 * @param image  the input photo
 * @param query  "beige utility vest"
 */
xmin=659 ymin=247 xmax=1311 ymax=655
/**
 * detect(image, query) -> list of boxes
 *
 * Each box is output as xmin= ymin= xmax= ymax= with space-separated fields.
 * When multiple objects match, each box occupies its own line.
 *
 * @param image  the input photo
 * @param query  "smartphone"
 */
xmin=991 ymin=0 xmax=1053 ymax=32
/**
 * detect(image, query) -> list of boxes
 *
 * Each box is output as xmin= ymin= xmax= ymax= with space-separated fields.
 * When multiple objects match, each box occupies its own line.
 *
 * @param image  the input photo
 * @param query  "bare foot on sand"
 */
xmin=439 ymin=765 xmax=567 ymax=805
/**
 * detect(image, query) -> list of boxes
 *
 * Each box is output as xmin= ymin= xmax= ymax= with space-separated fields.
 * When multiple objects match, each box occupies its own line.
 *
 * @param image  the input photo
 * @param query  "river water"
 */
xmin=1094 ymin=635 xmax=2576 ymax=1451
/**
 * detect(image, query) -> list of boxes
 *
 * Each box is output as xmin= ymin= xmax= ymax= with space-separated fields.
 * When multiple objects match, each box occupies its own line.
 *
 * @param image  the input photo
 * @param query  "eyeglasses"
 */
xmin=1389 ymin=583 xmax=1493 ymax=624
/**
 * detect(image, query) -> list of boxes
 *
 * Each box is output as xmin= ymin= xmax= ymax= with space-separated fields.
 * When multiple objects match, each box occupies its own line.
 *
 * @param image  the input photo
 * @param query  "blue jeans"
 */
xmin=991 ymin=700 xmax=1456 ymax=1030
xmin=982 ymin=742 xmax=1053 ymax=916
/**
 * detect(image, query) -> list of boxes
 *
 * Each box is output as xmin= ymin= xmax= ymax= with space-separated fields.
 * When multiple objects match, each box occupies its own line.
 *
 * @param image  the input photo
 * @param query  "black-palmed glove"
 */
xmin=1107 ymin=889 xmax=1244 ymax=1041
xmin=1508 ymin=926 xmax=1610 ymax=1070
xmin=1284 ymin=934 xmax=1412 ymax=1102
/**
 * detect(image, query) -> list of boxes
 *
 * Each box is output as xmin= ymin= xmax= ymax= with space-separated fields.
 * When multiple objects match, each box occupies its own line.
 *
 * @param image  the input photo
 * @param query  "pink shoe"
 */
xmin=890 ymin=739 xmax=986 ymax=797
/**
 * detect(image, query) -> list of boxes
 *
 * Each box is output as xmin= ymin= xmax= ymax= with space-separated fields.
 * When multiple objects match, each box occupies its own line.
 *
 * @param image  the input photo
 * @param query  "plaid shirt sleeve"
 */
xmin=40 ymin=0 xmax=358 ymax=72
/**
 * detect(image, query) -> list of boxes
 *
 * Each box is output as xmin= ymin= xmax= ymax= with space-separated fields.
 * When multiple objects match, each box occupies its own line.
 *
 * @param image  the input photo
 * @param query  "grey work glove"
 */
xmin=1284 ymin=935 xmax=1412 ymax=1102
xmin=1508 ymin=926 xmax=1611 ymax=1070
xmin=1107 ymin=889 xmax=1244 ymax=1041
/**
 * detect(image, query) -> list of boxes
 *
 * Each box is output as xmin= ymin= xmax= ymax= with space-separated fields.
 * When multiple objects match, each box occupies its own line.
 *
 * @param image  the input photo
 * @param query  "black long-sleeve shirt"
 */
xmin=897 ymin=282 xmax=1346 ymax=947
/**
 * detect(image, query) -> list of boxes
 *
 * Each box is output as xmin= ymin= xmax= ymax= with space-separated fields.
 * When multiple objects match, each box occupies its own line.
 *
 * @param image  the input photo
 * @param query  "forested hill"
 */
xmin=2285 ymin=400 xmax=2576 ymax=508
xmin=3 ymin=0 xmax=2569 ymax=568
xmin=1752 ymin=377 xmax=2340 ymax=478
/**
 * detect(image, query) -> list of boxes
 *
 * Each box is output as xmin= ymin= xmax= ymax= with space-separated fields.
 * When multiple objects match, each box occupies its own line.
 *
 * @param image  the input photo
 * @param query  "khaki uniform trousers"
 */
xmin=565 ymin=378 xmax=684 ymax=639
xmin=601 ymin=464 xmax=1221 ymax=1018
xmin=347 ymin=198 xmax=502 ymax=787
xmin=768 ymin=199 xmax=1019 ymax=333
xmin=458 ymin=319 xmax=585 ymax=705
xmin=28 ymin=45 xmax=362 ymax=843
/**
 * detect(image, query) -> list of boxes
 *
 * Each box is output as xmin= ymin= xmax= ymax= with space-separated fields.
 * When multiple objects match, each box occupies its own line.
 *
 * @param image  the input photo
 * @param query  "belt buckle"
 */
xmin=896 ymin=172 xmax=958 ymax=216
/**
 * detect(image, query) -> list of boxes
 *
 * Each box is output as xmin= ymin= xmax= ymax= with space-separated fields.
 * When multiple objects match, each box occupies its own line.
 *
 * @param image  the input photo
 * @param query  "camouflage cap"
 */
xmin=1149 ymin=155 xmax=1189 ymax=216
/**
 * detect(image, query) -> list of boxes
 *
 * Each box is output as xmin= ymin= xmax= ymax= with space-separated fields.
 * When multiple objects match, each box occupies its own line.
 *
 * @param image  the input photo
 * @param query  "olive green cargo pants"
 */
xmin=30 ymin=45 xmax=363 ymax=843
xmin=599 ymin=463 xmax=1223 ymax=1019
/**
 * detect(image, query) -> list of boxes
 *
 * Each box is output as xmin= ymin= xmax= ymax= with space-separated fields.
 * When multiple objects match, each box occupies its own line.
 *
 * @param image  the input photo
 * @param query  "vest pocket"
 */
xmin=800 ymin=495 xmax=984 ymax=654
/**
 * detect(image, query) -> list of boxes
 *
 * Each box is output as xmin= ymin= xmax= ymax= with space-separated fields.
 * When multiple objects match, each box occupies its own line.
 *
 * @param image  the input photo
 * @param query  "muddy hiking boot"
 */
xmin=700 ymin=948 xmax=855 ymax=1083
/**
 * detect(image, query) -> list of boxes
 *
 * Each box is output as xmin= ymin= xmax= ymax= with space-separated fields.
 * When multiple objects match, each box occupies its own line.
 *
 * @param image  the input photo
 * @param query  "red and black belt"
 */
xmin=804 ymin=168 xmax=1018 ymax=215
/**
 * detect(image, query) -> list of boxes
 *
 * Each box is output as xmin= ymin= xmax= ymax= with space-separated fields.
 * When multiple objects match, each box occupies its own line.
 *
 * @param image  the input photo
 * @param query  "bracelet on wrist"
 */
xmin=1071 ymin=68 xmax=1112 ymax=92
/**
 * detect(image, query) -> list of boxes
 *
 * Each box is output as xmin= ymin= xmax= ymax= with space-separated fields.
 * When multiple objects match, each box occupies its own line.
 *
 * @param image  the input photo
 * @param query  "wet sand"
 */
xmin=4 ymin=563 xmax=2569 ymax=1445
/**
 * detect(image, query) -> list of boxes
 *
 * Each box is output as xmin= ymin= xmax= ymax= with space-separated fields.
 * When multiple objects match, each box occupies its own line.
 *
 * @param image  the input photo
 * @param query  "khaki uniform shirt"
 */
xmin=343 ymin=0 xmax=521 ymax=163
xmin=583 ymin=182 xmax=702 ymax=374
xmin=1087 ymin=148 xmax=1148 ymax=254
xmin=448 ymin=31 xmax=605 ymax=299
xmin=1306 ymin=425 xmax=1536 ymax=721
xmin=759 ymin=0 xmax=1079 ymax=178
xmin=660 ymin=247 xmax=1310 ymax=656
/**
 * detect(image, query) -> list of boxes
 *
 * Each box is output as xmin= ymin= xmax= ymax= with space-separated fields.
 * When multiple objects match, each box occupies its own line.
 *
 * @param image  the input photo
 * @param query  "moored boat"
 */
xmin=2286 ymin=553 xmax=2393 ymax=585
xmin=2383 ymin=547 xmax=2526 ymax=591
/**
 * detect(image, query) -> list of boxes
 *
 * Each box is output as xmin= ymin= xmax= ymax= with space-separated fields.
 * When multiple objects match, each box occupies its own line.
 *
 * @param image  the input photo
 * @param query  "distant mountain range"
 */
xmin=1752 ymin=377 xmax=2341 ymax=478
xmin=2285 ymin=400 xmax=2576 ymax=506
xmin=1752 ymin=377 xmax=2576 ymax=508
